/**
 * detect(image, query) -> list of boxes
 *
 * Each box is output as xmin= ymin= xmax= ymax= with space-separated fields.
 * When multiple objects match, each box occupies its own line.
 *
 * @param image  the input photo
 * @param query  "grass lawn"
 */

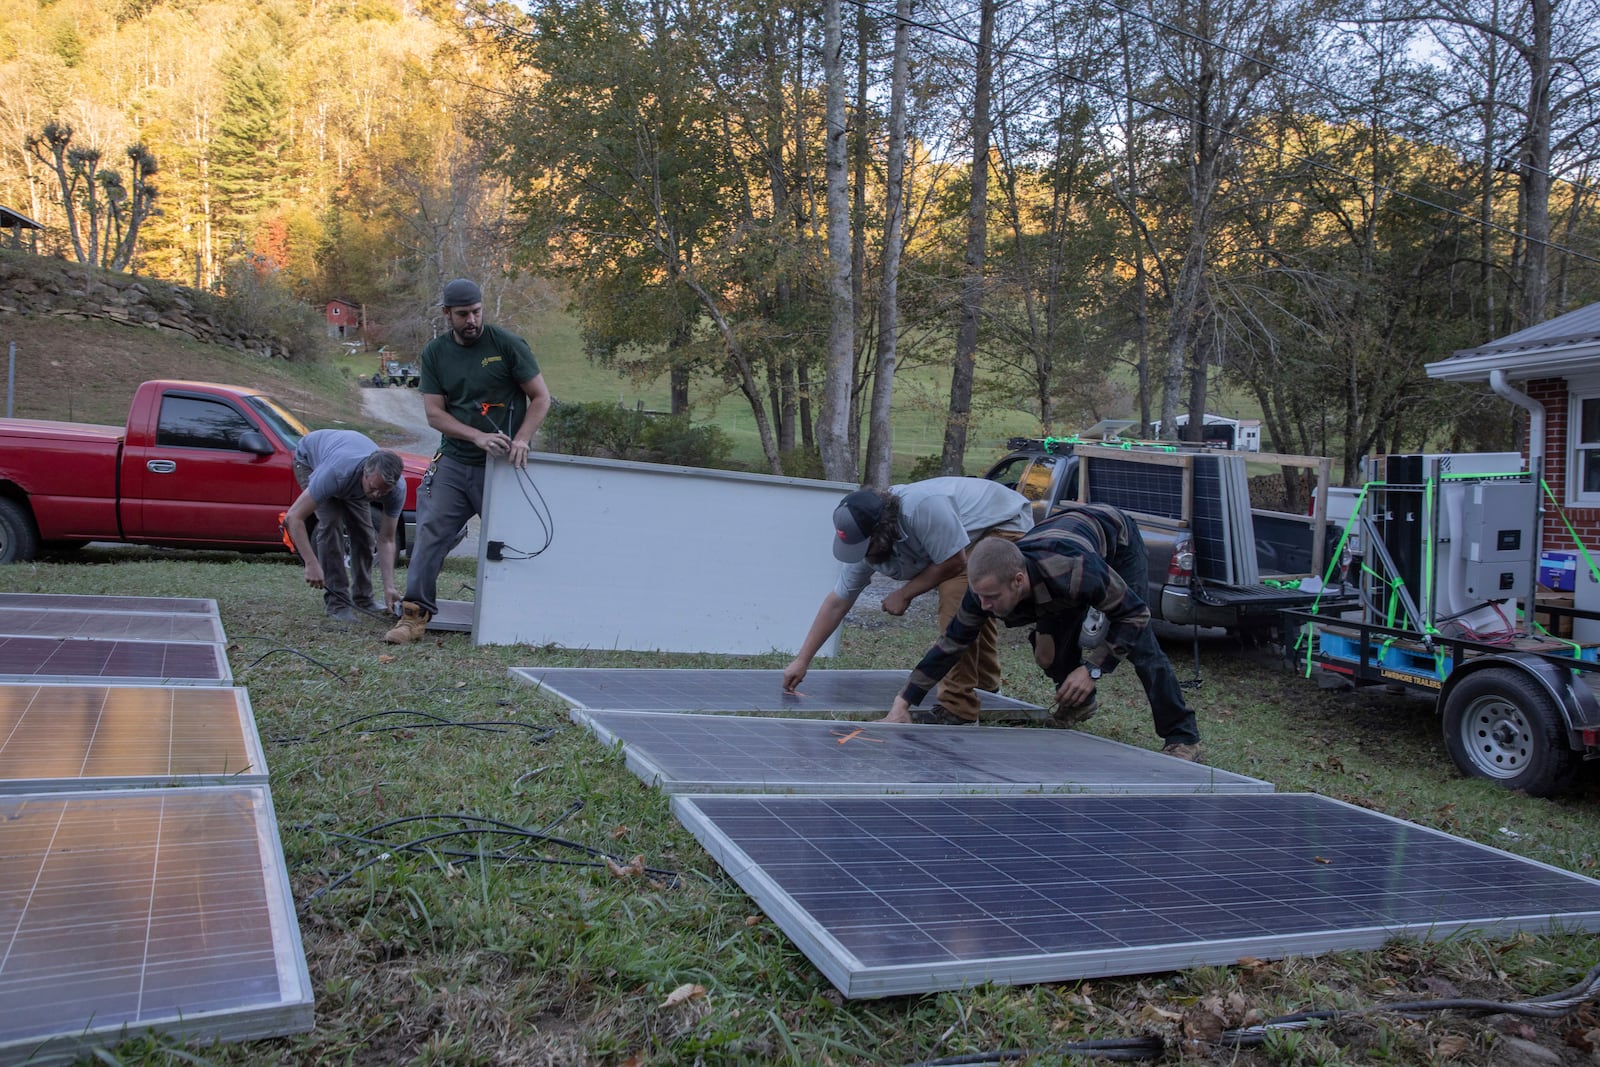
xmin=3 ymin=549 xmax=1599 ymax=1066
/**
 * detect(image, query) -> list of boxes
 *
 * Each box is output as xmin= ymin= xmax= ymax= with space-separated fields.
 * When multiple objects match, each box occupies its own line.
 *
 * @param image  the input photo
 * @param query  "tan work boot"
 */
xmin=384 ymin=601 xmax=431 ymax=644
xmin=1160 ymin=741 xmax=1203 ymax=763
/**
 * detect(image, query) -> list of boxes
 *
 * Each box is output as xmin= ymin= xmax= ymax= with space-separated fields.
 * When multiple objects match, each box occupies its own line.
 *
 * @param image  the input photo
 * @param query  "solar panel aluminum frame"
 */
xmin=510 ymin=667 xmax=1047 ymax=720
xmin=0 ymin=594 xmax=220 ymax=616
xmin=574 ymin=709 xmax=1275 ymax=796
xmin=0 ymin=786 xmax=314 ymax=1064
xmin=0 ymin=684 xmax=268 ymax=794
xmin=672 ymin=792 xmax=1600 ymax=1000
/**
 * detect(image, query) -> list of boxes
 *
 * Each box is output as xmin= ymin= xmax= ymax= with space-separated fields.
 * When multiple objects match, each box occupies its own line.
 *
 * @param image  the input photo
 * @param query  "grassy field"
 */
xmin=3 ymin=548 xmax=1599 ymax=1066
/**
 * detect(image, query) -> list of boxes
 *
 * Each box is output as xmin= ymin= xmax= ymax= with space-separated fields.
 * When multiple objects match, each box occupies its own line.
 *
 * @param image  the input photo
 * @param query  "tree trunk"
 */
xmin=818 ymin=0 xmax=856 ymax=481
xmin=863 ymin=0 xmax=912 ymax=489
xmin=941 ymin=0 xmax=995 ymax=476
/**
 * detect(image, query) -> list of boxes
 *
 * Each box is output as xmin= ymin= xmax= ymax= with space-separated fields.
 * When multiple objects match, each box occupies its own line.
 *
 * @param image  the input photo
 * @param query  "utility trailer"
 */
xmin=1281 ymin=454 xmax=1600 ymax=796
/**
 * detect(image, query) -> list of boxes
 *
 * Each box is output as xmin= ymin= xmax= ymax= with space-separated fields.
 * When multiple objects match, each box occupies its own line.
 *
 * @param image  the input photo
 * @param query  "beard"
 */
xmin=454 ymin=323 xmax=483 ymax=345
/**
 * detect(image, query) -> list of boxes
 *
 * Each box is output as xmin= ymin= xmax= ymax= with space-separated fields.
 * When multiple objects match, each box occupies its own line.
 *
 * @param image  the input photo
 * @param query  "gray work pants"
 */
xmin=294 ymin=462 xmax=376 ymax=613
xmin=403 ymin=454 xmax=484 ymax=617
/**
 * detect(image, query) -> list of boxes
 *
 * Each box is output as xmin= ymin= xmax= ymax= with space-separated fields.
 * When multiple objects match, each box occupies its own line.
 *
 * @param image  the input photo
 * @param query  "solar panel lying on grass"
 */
xmin=0 ymin=593 xmax=219 ymax=615
xmin=0 ymin=607 xmax=226 ymax=643
xmin=0 ymin=786 xmax=313 ymax=1063
xmin=512 ymin=667 xmax=1045 ymax=720
xmin=0 ymin=684 xmax=265 ymax=793
xmin=576 ymin=710 xmax=1272 ymax=795
xmin=0 ymin=636 xmax=231 ymax=686
xmin=673 ymin=792 xmax=1600 ymax=999
xmin=424 ymin=599 xmax=474 ymax=633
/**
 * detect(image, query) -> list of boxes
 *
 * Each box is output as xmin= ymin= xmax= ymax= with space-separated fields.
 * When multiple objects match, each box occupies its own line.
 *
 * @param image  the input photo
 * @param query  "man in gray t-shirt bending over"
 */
xmin=782 ymin=477 xmax=1032 ymax=724
xmin=285 ymin=429 xmax=407 ymax=622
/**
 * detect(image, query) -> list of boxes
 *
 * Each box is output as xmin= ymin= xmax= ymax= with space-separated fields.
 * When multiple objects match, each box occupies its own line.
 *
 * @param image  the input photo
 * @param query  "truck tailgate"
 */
xmin=0 ymin=422 xmax=124 ymax=539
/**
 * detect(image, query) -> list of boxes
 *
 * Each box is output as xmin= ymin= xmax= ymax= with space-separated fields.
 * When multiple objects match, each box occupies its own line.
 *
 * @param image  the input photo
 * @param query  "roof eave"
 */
xmin=1425 ymin=343 xmax=1600 ymax=382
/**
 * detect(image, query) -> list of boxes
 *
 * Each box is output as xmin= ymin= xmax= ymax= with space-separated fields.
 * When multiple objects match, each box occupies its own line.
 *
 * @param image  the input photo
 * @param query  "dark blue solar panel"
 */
xmin=577 ymin=710 xmax=1271 ymax=794
xmin=673 ymin=792 xmax=1600 ymax=998
xmin=1084 ymin=456 xmax=1184 ymax=520
xmin=1191 ymin=454 xmax=1229 ymax=582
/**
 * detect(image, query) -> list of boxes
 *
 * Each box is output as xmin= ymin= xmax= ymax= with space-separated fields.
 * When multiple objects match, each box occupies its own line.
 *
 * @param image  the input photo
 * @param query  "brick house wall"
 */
xmin=1525 ymin=377 xmax=1600 ymax=554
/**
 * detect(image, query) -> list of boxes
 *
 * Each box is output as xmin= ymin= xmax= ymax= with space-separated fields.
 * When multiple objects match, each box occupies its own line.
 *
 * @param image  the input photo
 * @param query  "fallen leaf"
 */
xmin=1312 ymin=855 xmax=1332 ymax=864
xmin=606 ymin=854 xmax=647 ymax=879
xmin=1434 ymin=1034 xmax=1471 ymax=1058
xmin=660 ymin=983 xmax=706 ymax=1008
xmin=744 ymin=914 xmax=764 ymax=927
xmin=377 ymin=654 xmax=396 ymax=664
xmin=1135 ymin=1004 xmax=1184 ymax=1024
xmin=1564 ymin=1027 xmax=1597 ymax=1052
xmin=1180 ymin=1007 xmax=1224 ymax=1042
xmin=610 ymin=825 xmax=630 ymax=839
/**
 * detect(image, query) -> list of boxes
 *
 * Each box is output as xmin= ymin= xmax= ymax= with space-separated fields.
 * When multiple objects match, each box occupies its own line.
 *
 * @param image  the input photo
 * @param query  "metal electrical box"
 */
xmin=1461 ymin=481 xmax=1536 ymax=600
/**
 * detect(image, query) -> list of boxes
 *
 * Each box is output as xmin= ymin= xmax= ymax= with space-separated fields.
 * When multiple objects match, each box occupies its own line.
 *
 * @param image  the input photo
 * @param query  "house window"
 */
xmin=1570 ymin=390 xmax=1600 ymax=505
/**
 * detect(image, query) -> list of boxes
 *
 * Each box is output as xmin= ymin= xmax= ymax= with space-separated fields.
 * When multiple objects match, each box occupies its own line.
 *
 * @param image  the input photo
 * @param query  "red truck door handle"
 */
xmin=146 ymin=459 xmax=177 ymax=474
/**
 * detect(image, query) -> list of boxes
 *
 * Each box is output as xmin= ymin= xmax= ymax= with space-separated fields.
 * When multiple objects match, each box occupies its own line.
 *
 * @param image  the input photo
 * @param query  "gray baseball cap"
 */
xmin=831 ymin=490 xmax=884 ymax=563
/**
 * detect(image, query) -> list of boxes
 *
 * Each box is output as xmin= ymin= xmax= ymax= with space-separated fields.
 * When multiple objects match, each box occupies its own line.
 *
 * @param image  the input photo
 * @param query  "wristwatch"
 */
xmin=1086 ymin=665 xmax=1103 ymax=681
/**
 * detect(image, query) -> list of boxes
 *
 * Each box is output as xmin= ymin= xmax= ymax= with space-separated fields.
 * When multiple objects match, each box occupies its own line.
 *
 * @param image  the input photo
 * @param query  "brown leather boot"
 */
xmin=384 ymin=601 xmax=431 ymax=644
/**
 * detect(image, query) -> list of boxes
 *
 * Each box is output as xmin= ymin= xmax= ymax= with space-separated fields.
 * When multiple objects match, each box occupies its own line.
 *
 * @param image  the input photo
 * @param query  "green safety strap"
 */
xmin=1518 ymin=607 xmax=1584 ymax=659
xmin=1539 ymin=479 xmax=1600 ymax=587
xmin=1299 ymin=482 xmax=1374 ymax=678
xmin=1421 ymin=475 xmax=1436 ymax=632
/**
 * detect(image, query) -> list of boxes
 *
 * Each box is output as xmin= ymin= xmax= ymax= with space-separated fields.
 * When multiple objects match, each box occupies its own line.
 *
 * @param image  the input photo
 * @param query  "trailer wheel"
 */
xmin=1442 ymin=669 xmax=1577 ymax=797
xmin=0 ymin=498 xmax=40 ymax=564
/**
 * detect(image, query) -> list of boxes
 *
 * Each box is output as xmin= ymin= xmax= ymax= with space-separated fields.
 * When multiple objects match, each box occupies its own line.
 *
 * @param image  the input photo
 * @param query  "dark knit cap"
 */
xmin=441 ymin=278 xmax=483 ymax=307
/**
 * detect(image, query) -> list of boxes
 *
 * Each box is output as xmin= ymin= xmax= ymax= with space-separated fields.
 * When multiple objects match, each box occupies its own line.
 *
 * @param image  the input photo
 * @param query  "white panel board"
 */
xmin=474 ymin=452 xmax=854 ymax=654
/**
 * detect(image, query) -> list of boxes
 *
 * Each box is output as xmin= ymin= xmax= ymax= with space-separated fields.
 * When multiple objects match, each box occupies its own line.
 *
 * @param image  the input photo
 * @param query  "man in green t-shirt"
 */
xmin=385 ymin=278 xmax=552 ymax=644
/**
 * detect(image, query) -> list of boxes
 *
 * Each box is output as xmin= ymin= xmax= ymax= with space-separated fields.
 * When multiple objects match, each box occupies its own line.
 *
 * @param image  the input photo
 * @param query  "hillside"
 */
xmin=0 ymin=307 xmax=406 ymax=442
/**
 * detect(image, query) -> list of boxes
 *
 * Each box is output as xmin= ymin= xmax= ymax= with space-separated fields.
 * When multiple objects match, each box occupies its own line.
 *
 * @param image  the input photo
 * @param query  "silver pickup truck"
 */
xmin=983 ymin=438 xmax=1356 ymax=637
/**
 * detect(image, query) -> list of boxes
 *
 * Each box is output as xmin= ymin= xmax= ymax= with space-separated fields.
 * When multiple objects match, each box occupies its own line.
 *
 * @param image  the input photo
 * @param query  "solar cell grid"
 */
xmin=0 ymin=684 xmax=264 ymax=792
xmin=0 ymin=636 xmax=230 ymax=686
xmin=0 ymin=787 xmax=313 ymax=1060
xmin=674 ymin=792 xmax=1600 ymax=998
xmin=512 ymin=668 xmax=1044 ymax=718
xmin=575 ymin=709 xmax=1272 ymax=794
xmin=1085 ymin=457 xmax=1184 ymax=520
xmin=1191 ymin=456 xmax=1230 ymax=582
xmin=0 ymin=593 xmax=219 ymax=615
xmin=0 ymin=608 xmax=226 ymax=643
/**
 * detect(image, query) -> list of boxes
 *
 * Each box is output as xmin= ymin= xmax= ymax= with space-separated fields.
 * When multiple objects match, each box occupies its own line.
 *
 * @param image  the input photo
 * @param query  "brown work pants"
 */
xmin=933 ymin=527 xmax=1027 ymax=722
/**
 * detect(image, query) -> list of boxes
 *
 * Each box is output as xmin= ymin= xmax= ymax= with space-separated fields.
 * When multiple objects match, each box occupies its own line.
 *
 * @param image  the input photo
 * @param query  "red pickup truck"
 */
xmin=0 ymin=379 xmax=429 ymax=563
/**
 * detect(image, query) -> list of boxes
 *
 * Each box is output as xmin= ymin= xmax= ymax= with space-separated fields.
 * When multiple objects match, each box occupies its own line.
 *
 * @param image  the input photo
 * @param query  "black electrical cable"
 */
xmin=494 ymin=465 xmax=555 ymax=559
xmin=893 ymin=962 xmax=1600 ymax=1066
xmin=270 ymin=709 xmax=558 ymax=744
xmin=305 ymin=809 xmax=685 ymax=900
xmin=236 ymin=646 xmax=350 ymax=681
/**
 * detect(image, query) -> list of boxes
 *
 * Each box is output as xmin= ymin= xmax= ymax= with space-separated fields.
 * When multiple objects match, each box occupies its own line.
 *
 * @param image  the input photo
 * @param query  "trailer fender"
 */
xmin=1437 ymin=653 xmax=1600 ymax=750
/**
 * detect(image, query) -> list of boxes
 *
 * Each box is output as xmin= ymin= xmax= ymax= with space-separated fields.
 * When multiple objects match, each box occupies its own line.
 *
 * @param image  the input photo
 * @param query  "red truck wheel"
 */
xmin=0 ymin=498 xmax=39 ymax=564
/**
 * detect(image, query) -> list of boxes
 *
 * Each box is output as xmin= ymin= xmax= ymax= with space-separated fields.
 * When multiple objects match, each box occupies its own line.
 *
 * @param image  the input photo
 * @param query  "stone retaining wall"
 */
xmin=0 ymin=255 xmax=290 ymax=360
